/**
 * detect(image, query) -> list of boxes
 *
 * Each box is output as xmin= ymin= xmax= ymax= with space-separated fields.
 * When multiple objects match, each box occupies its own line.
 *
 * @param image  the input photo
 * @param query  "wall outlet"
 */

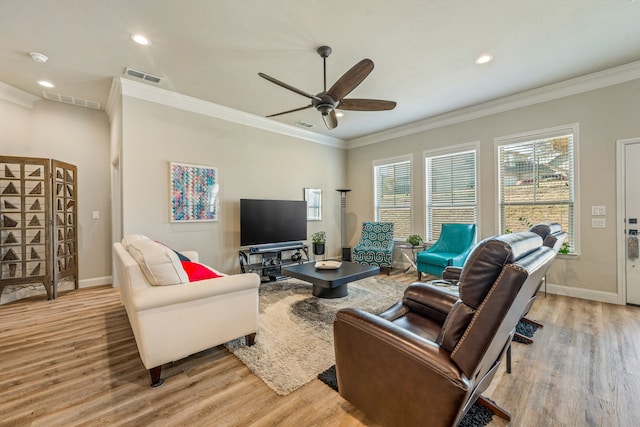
xmin=92 ymin=210 xmax=100 ymax=220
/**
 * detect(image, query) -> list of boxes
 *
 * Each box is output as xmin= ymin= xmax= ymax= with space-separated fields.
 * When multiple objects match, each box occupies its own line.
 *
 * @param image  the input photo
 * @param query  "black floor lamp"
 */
xmin=336 ymin=189 xmax=352 ymax=261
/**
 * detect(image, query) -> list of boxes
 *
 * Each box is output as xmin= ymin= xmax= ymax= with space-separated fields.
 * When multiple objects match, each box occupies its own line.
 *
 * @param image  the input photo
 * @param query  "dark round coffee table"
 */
xmin=281 ymin=261 xmax=380 ymax=298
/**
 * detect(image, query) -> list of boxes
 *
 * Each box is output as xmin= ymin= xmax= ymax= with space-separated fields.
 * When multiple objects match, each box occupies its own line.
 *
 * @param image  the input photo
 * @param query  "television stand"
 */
xmin=238 ymin=243 xmax=310 ymax=282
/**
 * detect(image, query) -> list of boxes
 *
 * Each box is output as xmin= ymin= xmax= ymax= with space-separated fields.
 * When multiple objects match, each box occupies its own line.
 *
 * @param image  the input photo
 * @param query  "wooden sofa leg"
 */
xmin=246 ymin=333 xmax=256 ymax=346
xmin=149 ymin=366 xmax=165 ymax=388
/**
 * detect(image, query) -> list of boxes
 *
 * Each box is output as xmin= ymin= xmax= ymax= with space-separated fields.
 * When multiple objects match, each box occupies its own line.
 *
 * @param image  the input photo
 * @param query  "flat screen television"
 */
xmin=240 ymin=199 xmax=307 ymax=247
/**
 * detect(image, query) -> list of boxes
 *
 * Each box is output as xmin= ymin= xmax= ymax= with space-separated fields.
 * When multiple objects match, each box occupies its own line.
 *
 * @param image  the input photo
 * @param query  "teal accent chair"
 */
xmin=416 ymin=223 xmax=476 ymax=279
xmin=352 ymin=222 xmax=394 ymax=273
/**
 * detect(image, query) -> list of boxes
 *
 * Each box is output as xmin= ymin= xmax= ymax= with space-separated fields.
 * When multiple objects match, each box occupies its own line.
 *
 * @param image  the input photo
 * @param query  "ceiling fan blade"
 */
xmin=258 ymin=73 xmax=322 ymax=102
xmin=326 ymin=59 xmax=374 ymax=101
xmin=266 ymin=104 xmax=313 ymax=118
xmin=322 ymin=110 xmax=338 ymax=130
xmin=338 ymin=98 xmax=397 ymax=111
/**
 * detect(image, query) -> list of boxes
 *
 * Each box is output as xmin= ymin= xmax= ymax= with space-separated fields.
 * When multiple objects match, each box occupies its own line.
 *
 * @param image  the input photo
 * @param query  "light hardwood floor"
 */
xmin=1 ymin=272 xmax=639 ymax=427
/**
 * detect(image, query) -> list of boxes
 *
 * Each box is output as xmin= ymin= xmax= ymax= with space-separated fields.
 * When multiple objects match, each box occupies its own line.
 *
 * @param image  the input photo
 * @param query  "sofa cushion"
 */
xmin=127 ymin=239 xmax=189 ymax=286
xmin=181 ymin=261 xmax=222 ymax=281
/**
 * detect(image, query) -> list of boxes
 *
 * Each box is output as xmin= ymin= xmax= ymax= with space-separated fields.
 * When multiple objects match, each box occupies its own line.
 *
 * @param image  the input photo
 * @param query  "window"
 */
xmin=497 ymin=124 xmax=577 ymax=253
xmin=425 ymin=146 xmax=477 ymax=241
xmin=374 ymin=156 xmax=411 ymax=239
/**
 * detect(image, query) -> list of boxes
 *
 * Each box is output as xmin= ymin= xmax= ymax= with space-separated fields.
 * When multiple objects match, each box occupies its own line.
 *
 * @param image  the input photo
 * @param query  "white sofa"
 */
xmin=113 ymin=234 xmax=260 ymax=387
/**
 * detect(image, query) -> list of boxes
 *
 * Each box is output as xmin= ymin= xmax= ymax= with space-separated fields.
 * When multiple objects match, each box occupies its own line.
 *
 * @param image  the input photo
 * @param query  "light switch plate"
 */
xmin=591 ymin=205 xmax=606 ymax=216
xmin=592 ymin=218 xmax=606 ymax=228
xmin=92 ymin=210 xmax=100 ymax=220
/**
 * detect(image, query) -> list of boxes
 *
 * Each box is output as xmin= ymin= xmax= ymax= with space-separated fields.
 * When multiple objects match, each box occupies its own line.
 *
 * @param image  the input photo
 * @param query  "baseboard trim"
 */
xmin=79 ymin=276 xmax=112 ymax=289
xmin=546 ymin=282 xmax=620 ymax=305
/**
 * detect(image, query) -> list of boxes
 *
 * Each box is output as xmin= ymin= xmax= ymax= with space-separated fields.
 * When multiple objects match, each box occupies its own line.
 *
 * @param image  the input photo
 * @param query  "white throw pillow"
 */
xmin=127 ymin=239 xmax=188 ymax=286
xmin=121 ymin=234 xmax=150 ymax=251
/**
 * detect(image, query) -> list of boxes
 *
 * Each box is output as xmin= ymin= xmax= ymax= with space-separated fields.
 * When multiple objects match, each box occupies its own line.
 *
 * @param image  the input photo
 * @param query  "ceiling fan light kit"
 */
xmin=259 ymin=45 xmax=396 ymax=129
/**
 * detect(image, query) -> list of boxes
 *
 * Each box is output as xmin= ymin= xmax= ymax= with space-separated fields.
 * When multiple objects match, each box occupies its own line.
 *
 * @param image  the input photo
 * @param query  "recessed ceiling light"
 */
xmin=30 ymin=52 xmax=48 ymax=63
xmin=130 ymin=34 xmax=151 ymax=46
xmin=475 ymin=54 xmax=493 ymax=65
xmin=37 ymin=80 xmax=54 ymax=88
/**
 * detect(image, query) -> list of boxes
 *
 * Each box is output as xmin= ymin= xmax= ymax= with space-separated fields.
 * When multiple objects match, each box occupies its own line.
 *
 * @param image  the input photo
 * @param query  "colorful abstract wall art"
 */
xmin=170 ymin=162 xmax=219 ymax=222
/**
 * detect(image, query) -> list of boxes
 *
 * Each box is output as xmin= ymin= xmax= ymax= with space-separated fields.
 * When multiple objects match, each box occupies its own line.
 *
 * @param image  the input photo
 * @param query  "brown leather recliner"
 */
xmin=440 ymin=223 xmax=566 ymax=375
xmin=333 ymin=231 xmax=558 ymax=427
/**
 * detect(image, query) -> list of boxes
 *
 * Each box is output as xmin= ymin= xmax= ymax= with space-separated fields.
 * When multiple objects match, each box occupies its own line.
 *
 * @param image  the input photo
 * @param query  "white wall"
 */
xmin=0 ymin=97 xmax=112 ymax=288
xmin=346 ymin=79 xmax=640 ymax=301
xmin=117 ymin=95 xmax=346 ymax=273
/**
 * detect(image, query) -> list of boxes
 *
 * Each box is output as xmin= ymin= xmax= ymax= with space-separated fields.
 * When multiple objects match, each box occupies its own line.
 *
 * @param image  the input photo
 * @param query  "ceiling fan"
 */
xmin=258 ymin=46 xmax=396 ymax=130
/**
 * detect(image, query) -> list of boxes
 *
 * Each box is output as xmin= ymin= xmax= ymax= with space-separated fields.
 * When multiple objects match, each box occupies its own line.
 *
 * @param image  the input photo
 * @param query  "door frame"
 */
xmin=616 ymin=137 xmax=640 ymax=305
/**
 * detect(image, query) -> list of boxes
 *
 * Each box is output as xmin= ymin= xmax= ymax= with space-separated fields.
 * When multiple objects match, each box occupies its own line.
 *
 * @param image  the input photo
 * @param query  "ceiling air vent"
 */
xmin=294 ymin=120 xmax=314 ymax=128
xmin=42 ymin=91 xmax=101 ymax=110
xmin=124 ymin=67 xmax=162 ymax=84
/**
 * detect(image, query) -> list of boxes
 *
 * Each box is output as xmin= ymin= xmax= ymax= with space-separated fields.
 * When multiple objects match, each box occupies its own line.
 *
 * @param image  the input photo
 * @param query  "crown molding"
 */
xmin=0 ymin=81 xmax=41 ymax=109
xmin=348 ymin=60 xmax=640 ymax=149
xmin=110 ymin=77 xmax=346 ymax=149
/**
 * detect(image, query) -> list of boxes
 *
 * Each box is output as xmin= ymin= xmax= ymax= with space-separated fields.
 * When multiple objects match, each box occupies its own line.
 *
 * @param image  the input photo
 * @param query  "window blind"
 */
xmin=425 ymin=149 xmax=477 ymax=241
xmin=498 ymin=132 xmax=575 ymax=252
xmin=374 ymin=159 xmax=411 ymax=239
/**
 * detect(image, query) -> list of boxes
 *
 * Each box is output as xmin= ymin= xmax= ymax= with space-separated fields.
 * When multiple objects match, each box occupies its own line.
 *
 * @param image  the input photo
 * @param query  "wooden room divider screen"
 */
xmin=0 ymin=156 xmax=78 ymax=300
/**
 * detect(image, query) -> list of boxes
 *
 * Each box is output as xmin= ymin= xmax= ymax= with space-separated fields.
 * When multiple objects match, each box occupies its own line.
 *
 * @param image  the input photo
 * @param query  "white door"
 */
xmin=625 ymin=142 xmax=640 ymax=305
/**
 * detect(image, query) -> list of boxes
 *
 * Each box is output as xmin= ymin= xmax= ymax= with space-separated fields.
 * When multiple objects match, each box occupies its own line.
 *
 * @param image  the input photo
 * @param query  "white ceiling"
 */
xmin=1 ymin=0 xmax=640 ymax=141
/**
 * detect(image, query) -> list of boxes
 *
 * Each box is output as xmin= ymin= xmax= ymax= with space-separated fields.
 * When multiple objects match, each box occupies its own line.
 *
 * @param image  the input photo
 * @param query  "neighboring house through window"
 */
xmin=496 ymin=124 xmax=578 ymax=253
xmin=373 ymin=155 xmax=412 ymax=239
xmin=424 ymin=144 xmax=478 ymax=242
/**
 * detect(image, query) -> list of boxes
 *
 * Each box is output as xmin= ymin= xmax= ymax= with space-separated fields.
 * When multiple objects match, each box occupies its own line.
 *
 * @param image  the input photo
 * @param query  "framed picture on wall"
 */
xmin=304 ymin=188 xmax=322 ymax=221
xmin=170 ymin=162 xmax=219 ymax=222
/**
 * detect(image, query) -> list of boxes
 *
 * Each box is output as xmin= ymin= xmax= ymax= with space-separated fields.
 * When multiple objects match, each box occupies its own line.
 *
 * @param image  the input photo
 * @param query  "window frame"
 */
xmin=372 ymin=154 xmax=413 ymax=241
xmin=423 ymin=142 xmax=480 ymax=242
xmin=495 ymin=123 xmax=580 ymax=255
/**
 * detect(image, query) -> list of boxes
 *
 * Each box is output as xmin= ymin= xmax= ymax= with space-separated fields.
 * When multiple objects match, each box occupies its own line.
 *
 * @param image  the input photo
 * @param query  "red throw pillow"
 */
xmin=180 ymin=261 xmax=222 ymax=282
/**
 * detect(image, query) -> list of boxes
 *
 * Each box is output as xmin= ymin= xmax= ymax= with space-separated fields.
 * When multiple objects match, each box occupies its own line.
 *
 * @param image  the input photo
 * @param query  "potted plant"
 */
xmin=406 ymin=234 xmax=423 ymax=246
xmin=311 ymin=231 xmax=326 ymax=256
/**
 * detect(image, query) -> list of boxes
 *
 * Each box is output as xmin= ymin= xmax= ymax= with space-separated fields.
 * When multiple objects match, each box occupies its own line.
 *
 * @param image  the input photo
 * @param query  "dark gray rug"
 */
xmin=317 ymin=365 xmax=494 ymax=427
xmin=513 ymin=319 xmax=539 ymax=343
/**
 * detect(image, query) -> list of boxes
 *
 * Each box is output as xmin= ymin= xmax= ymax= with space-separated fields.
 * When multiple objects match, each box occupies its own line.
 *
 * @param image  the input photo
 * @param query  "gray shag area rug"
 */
xmin=225 ymin=276 xmax=408 ymax=395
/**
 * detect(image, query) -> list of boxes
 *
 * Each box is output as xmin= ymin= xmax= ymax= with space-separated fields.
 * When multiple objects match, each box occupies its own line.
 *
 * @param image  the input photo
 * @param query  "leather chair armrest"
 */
xmin=442 ymin=266 xmax=462 ymax=281
xmin=378 ymin=301 xmax=409 ymax=321
xmin=401 ymin=283 xmax=459 ymax=323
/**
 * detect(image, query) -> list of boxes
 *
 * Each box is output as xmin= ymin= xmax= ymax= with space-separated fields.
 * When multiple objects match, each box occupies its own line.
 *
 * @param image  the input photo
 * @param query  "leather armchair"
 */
xmin=416 ymin=223 xmax=476 ymax=279
xmin=334 ymin=231 xmax=558 ymax=426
